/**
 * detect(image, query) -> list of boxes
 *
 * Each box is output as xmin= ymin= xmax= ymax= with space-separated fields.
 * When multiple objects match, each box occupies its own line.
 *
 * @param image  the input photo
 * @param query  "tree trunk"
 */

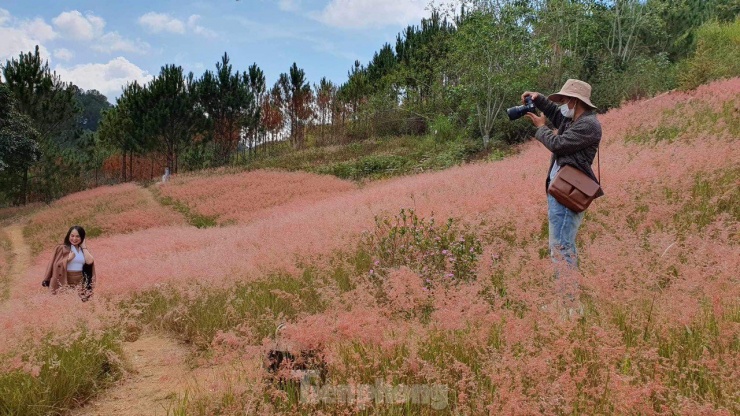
xmin=21 ymin=167 xmax=28 ymax=205
xmin=122 ymin=152 xmax=127 ymax=182
xmin=167 ymin=141 xmax=175 ymax=175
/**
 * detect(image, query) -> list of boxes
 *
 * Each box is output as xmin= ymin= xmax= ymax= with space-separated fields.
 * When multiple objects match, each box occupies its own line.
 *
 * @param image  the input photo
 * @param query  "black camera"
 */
xmin=507 ymin=96 xmax=536 ymax=120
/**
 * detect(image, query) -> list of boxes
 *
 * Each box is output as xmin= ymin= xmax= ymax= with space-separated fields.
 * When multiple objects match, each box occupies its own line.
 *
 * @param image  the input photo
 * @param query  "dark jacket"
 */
xmin=533 ymin=95 xmax=604 ymax=198
xmin=43 ymin=244 xmax=95 ymax=300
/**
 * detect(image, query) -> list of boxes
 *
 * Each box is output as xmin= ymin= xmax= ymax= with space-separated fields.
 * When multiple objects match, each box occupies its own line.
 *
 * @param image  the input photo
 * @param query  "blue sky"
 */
xmin=0 ymin=0 xmax=437 ymax=102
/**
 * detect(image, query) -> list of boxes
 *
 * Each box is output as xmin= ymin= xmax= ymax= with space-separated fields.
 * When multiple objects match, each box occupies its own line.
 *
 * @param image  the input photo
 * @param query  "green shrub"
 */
xmin=126 ymin=273 xmax=326 ymax=348
xmin=0 ymin=329 xmax=122 ymax=416
xmin=593 ymin=54 xmax=678 ymax=110
xmin=679 ymin=19 xmax=740 ymax=90
xmin=429 ymin=115 xmax=458 ymax=142
xmin=674 ymin=168 xmax=740 ymax=232
xmin=317 ymin=154 xmax=409 ymax=180
xmin=361 ymin=209 xmax=483 ymax=289
xmin=356 ymin=154 xmax=408 ymax=177
xmin=317 ymin=162 xmax=356 ymax=180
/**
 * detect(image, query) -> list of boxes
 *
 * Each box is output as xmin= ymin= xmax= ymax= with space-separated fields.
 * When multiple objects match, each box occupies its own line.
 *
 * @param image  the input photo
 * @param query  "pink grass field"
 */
xmin=156 ymin=169 xmax=357 ymax=225
xmin=1 ymin=78 xmax=738 ymax=414
xmin=22 ymin=182 xmax=187 ymax=257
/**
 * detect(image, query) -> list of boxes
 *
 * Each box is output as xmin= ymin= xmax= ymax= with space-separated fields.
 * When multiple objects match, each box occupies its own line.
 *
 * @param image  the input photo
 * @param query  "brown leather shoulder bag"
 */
xmin=547 ymin=152 xmax=601 ymax=213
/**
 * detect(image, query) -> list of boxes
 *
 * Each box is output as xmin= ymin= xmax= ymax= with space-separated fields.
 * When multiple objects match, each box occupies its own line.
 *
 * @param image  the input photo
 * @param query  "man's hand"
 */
xmin=524 ymin=111 xmax=546 ymax=128
xmin=521 ymin=91 xmax=540 ymax=103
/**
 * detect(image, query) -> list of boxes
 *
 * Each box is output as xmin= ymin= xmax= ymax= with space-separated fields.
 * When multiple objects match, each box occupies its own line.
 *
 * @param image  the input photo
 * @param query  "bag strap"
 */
xmin=597 ymin=148 xmax=601 ymax=184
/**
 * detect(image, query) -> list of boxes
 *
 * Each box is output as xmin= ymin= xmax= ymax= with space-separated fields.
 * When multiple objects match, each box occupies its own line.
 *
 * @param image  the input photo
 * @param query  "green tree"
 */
xmin=194 ymin=53 xmax=255 ymax=165
xmin=2 ymin=46 xmax=80 ymax=202
xmin=262 ymin=84 xmax=284 ymax=146
xmin=98 ymin=82 xmax=151 ymax=181
xmin=73 ymin=87 xmax=111 ymax=132
xmin=646 ymin=0 xmax=740 ymax=61
xmin=367 ymin=43 xmax=398 ymax=90
xmin=313 ymin=77 xmax=336 ymax=144
xmin=448 ymin=3 xmax=540 ymax=147
xmin=337 ymin=61 xmax=372 ymax=139
xmin=0 ymin=83 xmax=40 ymax=205
xmin=245 ymin=63 xmax=265 ymax=156
xmin=340 ymin=60 xmax=370 ymax=119
xmin=528 ymin=0 xmax=603 ymax=89
xmin=277 ymin=63 xmax=312 ymax=148
xmin=145 ymin=64 xmax=195 ymax=173
xmin=72 ymin=129 xmax=112 ymax=187
xmin=679 ymin=19 xmax=740 ymax=89
xmin=215 ymin=53 xmax=253 ymax=164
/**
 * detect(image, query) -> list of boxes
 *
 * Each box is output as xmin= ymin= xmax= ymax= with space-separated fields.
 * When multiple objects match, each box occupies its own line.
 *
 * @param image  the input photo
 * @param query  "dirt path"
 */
xmin=72 ymin=333 xmax=255 ymax=416
xmin=3 ymin=224 xmax=31 ymax=301
xmin=72 ymin=334 xmax=192 ymax=416
xmin=140 ymin=184 xmax=193 ymax=227
xmin=140 ymin=183 xmax=164 ymax=207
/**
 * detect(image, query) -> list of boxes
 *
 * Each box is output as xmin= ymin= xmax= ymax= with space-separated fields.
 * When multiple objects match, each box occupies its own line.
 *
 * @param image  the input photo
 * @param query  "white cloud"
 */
xmin=0 ymin=10 xmax=52 ymax=64
xmin=0 ymin=8 xmax=149 ymax=98
xmin=52 ymin=10 xmax=105 ymax=40
xmin=0 ymin=9 xmax=11 ymax=26
xmin=316 ymin=0 xmax=428 ymax=29
xmin=53 ymin=48 xmax=74 ymax=61
xmin=92 ymin=32 xmax=151 ymax=54
xmin=54 ymin=57 xmax=153 ymax=99
xmin=0 ymin=27 xmax=51 ymax=64
xmin=278 ymin=0 xmax=301 ymax=12
xmin=137 ymin=12 xmax=217 ymax=38
xmin=21 ymin=18 xmax=56 ymax=42
xmin=138 ymin=12 xmax=185 ymax=34
xmin=187 ymin=15 xmax=217 ymax=39
xmin=51 ymin=10 xmax=148 ymax=55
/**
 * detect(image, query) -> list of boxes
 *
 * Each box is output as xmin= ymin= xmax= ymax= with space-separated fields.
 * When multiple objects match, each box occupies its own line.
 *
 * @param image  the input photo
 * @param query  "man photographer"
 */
xmin=521 ymin=79 xmax=603 ymax=271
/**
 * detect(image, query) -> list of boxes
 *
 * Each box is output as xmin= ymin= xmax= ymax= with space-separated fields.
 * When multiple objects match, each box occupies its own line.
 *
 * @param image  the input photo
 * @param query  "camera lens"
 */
xmin=506 ymin=97 xmax=535 ymax=121
xmin=507 ymin=105 xmax=525 ymax=120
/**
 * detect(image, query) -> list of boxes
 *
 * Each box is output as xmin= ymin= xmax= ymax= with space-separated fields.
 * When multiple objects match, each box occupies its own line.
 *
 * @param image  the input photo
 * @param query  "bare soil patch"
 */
xmin=71 ymin=334 xmax=191 ymax=416
xmin=3 ymin=224 xmax=31 ymax=301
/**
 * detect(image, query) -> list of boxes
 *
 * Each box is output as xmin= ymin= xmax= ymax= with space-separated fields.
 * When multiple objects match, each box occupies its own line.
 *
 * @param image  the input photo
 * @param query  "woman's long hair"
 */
xmin=63 ymin=225 xmax=86 ymax=248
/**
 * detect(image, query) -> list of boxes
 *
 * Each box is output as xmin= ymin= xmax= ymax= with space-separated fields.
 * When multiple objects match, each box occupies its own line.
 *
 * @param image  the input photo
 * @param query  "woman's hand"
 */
xmin=67 ymin=251 xmax=75 ymax=262
xmin=81 ymin=242 xmax=94 ymax=265
xmin=524 ymin=111 xmax=547 ymax=128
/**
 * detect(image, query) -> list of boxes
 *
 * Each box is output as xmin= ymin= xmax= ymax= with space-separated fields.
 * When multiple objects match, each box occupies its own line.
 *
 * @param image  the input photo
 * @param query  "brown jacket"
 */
xmin=43 ymin=245 xmax=96 ymax=300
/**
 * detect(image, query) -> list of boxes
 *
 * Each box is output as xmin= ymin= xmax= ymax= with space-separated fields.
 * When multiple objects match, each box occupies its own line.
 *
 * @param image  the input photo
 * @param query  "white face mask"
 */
xmin=560 ymin=99 xmax=575 ymax=118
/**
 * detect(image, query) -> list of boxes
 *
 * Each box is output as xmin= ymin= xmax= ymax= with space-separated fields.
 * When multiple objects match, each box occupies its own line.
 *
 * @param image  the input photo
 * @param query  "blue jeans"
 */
xmin=547 ymin=194 xmax=584 ymax=268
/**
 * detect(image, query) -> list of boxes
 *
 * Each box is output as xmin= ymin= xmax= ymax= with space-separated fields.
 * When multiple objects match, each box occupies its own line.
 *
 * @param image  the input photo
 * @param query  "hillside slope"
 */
xmin=1 ymin=78 xmax=738 ymax=415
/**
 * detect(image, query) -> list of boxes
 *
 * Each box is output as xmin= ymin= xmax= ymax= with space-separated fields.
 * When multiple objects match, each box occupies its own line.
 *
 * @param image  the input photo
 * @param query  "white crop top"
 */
xmin=68 ymin=246 xmax=85 ymax=272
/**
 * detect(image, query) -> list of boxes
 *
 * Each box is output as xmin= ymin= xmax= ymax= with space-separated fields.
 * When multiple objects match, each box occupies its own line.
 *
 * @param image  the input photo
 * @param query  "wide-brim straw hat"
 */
xmin=548 ymin=79 xmax=597 ymax=109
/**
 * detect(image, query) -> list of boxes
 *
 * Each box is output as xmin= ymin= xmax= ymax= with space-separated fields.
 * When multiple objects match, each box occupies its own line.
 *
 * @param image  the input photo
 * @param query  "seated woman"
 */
xmin=42 ymin=225 xmax=96 ymax=301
